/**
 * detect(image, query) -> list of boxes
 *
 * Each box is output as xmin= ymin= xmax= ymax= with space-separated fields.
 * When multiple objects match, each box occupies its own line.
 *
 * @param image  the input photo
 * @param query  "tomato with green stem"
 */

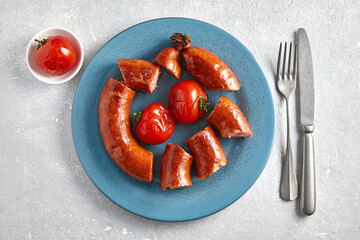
xmin=134 ymin=103 xmax=175 ymax=145
xmin=34 ymin=36 xmax=77 ymax=76
xmin=168 ymin=80 xmax=209 ymax=124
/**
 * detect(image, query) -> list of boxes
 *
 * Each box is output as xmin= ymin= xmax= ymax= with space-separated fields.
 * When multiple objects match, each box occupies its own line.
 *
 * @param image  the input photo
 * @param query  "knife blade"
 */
xmin=298 ymin=29 xmax=315 ymax=126
xmin=297 ymin=28 xmax=316 ymax=216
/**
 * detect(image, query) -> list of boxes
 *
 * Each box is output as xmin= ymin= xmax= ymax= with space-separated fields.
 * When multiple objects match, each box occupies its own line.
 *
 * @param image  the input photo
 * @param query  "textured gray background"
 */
xmin=1 ymin=0 xmax=359 ymax=239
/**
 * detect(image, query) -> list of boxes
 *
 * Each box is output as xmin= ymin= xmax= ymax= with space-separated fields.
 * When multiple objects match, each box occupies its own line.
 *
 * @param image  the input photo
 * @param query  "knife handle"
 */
xmin=300 ymin=129 xmax=316 ymax=215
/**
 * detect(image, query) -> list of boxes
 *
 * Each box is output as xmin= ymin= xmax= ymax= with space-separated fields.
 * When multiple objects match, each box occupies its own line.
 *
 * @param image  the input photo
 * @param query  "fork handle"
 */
xmin=300 ymin=128 xmax=316 ymax=215
xmin=280 ymin=99 xmax=298 ymax=201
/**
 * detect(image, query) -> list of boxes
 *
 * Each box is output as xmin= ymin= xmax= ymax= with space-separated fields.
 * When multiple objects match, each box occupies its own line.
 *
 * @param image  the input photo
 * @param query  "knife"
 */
xmin=297 ymin=28 xmax=316 ymax=215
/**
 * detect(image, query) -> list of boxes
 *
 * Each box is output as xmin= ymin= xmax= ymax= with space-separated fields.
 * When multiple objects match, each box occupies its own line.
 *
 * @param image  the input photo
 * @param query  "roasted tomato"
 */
xmin=134 ymin=103 xmax=175 ymax=145
xmin=168 ymin=80 xmax=209 ymax=124
xmin=34 ymin=36 xmax=77 ymax=76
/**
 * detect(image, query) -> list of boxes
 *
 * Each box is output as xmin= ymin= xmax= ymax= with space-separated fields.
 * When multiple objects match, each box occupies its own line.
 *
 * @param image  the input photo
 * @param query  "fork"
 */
xmin=276 ymin=42 xmax=298 ymax=201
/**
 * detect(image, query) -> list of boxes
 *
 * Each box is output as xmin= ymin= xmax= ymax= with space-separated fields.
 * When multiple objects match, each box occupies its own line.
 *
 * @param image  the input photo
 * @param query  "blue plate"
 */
xmin=72 ymin=18 xmax=275 ymax=221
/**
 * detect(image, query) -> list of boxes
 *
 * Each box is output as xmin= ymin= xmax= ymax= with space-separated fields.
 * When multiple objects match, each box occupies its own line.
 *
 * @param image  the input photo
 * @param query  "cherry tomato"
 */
xmin=168 ymin=80 xmax=209 ymax=124
xmin=34 ymin=36 xmax=77 ymax=76
xmin=134 ymin=103 xmax=175 ymax=145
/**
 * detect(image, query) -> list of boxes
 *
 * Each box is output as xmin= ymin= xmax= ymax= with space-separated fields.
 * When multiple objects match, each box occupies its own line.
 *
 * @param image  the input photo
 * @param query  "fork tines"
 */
xmin=276 ymin=42 xmax=297 ymax=80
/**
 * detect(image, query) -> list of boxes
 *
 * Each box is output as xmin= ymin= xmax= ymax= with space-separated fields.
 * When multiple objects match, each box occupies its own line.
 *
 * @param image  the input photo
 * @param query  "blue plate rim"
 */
xmin=71 ymin=17 xmax=275 ymax=222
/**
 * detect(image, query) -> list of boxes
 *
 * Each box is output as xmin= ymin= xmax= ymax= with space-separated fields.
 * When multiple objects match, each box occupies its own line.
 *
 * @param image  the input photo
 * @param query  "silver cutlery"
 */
xmin=276 ymin=42 xmax=298 ymax=201
xmin=297 ymin=28 xmax=316 ymax=215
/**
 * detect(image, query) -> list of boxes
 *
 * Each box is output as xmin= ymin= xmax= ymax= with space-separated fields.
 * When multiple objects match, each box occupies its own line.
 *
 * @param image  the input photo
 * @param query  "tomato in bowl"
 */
xmin=26 ymin=27 xmax=84 ymax=84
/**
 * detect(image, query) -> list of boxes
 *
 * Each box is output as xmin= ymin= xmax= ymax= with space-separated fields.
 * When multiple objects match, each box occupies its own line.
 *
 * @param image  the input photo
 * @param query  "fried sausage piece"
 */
xmin=182 ymin=47 xmax=240 ymax=91
xmin=117 ymin=59 xmax=160 ymax=93
xmin=160 ymin=144 xmax=193 ymax=190
xmin=99 ymin=77 xmax=153 ymax=182
xmin=186 ymin=126 xmax=226 ymax=180
xmin=154 ymin=47 xmax=182 ymax=79
xmin=206 ymin=95 xmax=252 ymax=138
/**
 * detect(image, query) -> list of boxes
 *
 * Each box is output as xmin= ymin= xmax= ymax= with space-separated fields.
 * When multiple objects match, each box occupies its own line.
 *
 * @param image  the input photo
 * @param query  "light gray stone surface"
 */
xmin=1 ymin=0 xmax=359 ymax=239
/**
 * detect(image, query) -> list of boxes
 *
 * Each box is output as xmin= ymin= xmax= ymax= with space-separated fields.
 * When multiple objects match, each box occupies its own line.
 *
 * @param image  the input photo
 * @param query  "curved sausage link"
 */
xmin=160 ymin=144 xmax=193 ymax=190
xmin=117 ymin=59 xmax=160 ymax=93
xmin=186 ymin=126 xmax=226 ymax=180
xmin=99 ymin=77 xmax=153 ymax=182
xmin=182 ymin=47 xmax=240 ymax=91
xmin=207 ymin=95 xmax=252 ymax=138
xmin=154 ymin=47 xmax=182 ymax=79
